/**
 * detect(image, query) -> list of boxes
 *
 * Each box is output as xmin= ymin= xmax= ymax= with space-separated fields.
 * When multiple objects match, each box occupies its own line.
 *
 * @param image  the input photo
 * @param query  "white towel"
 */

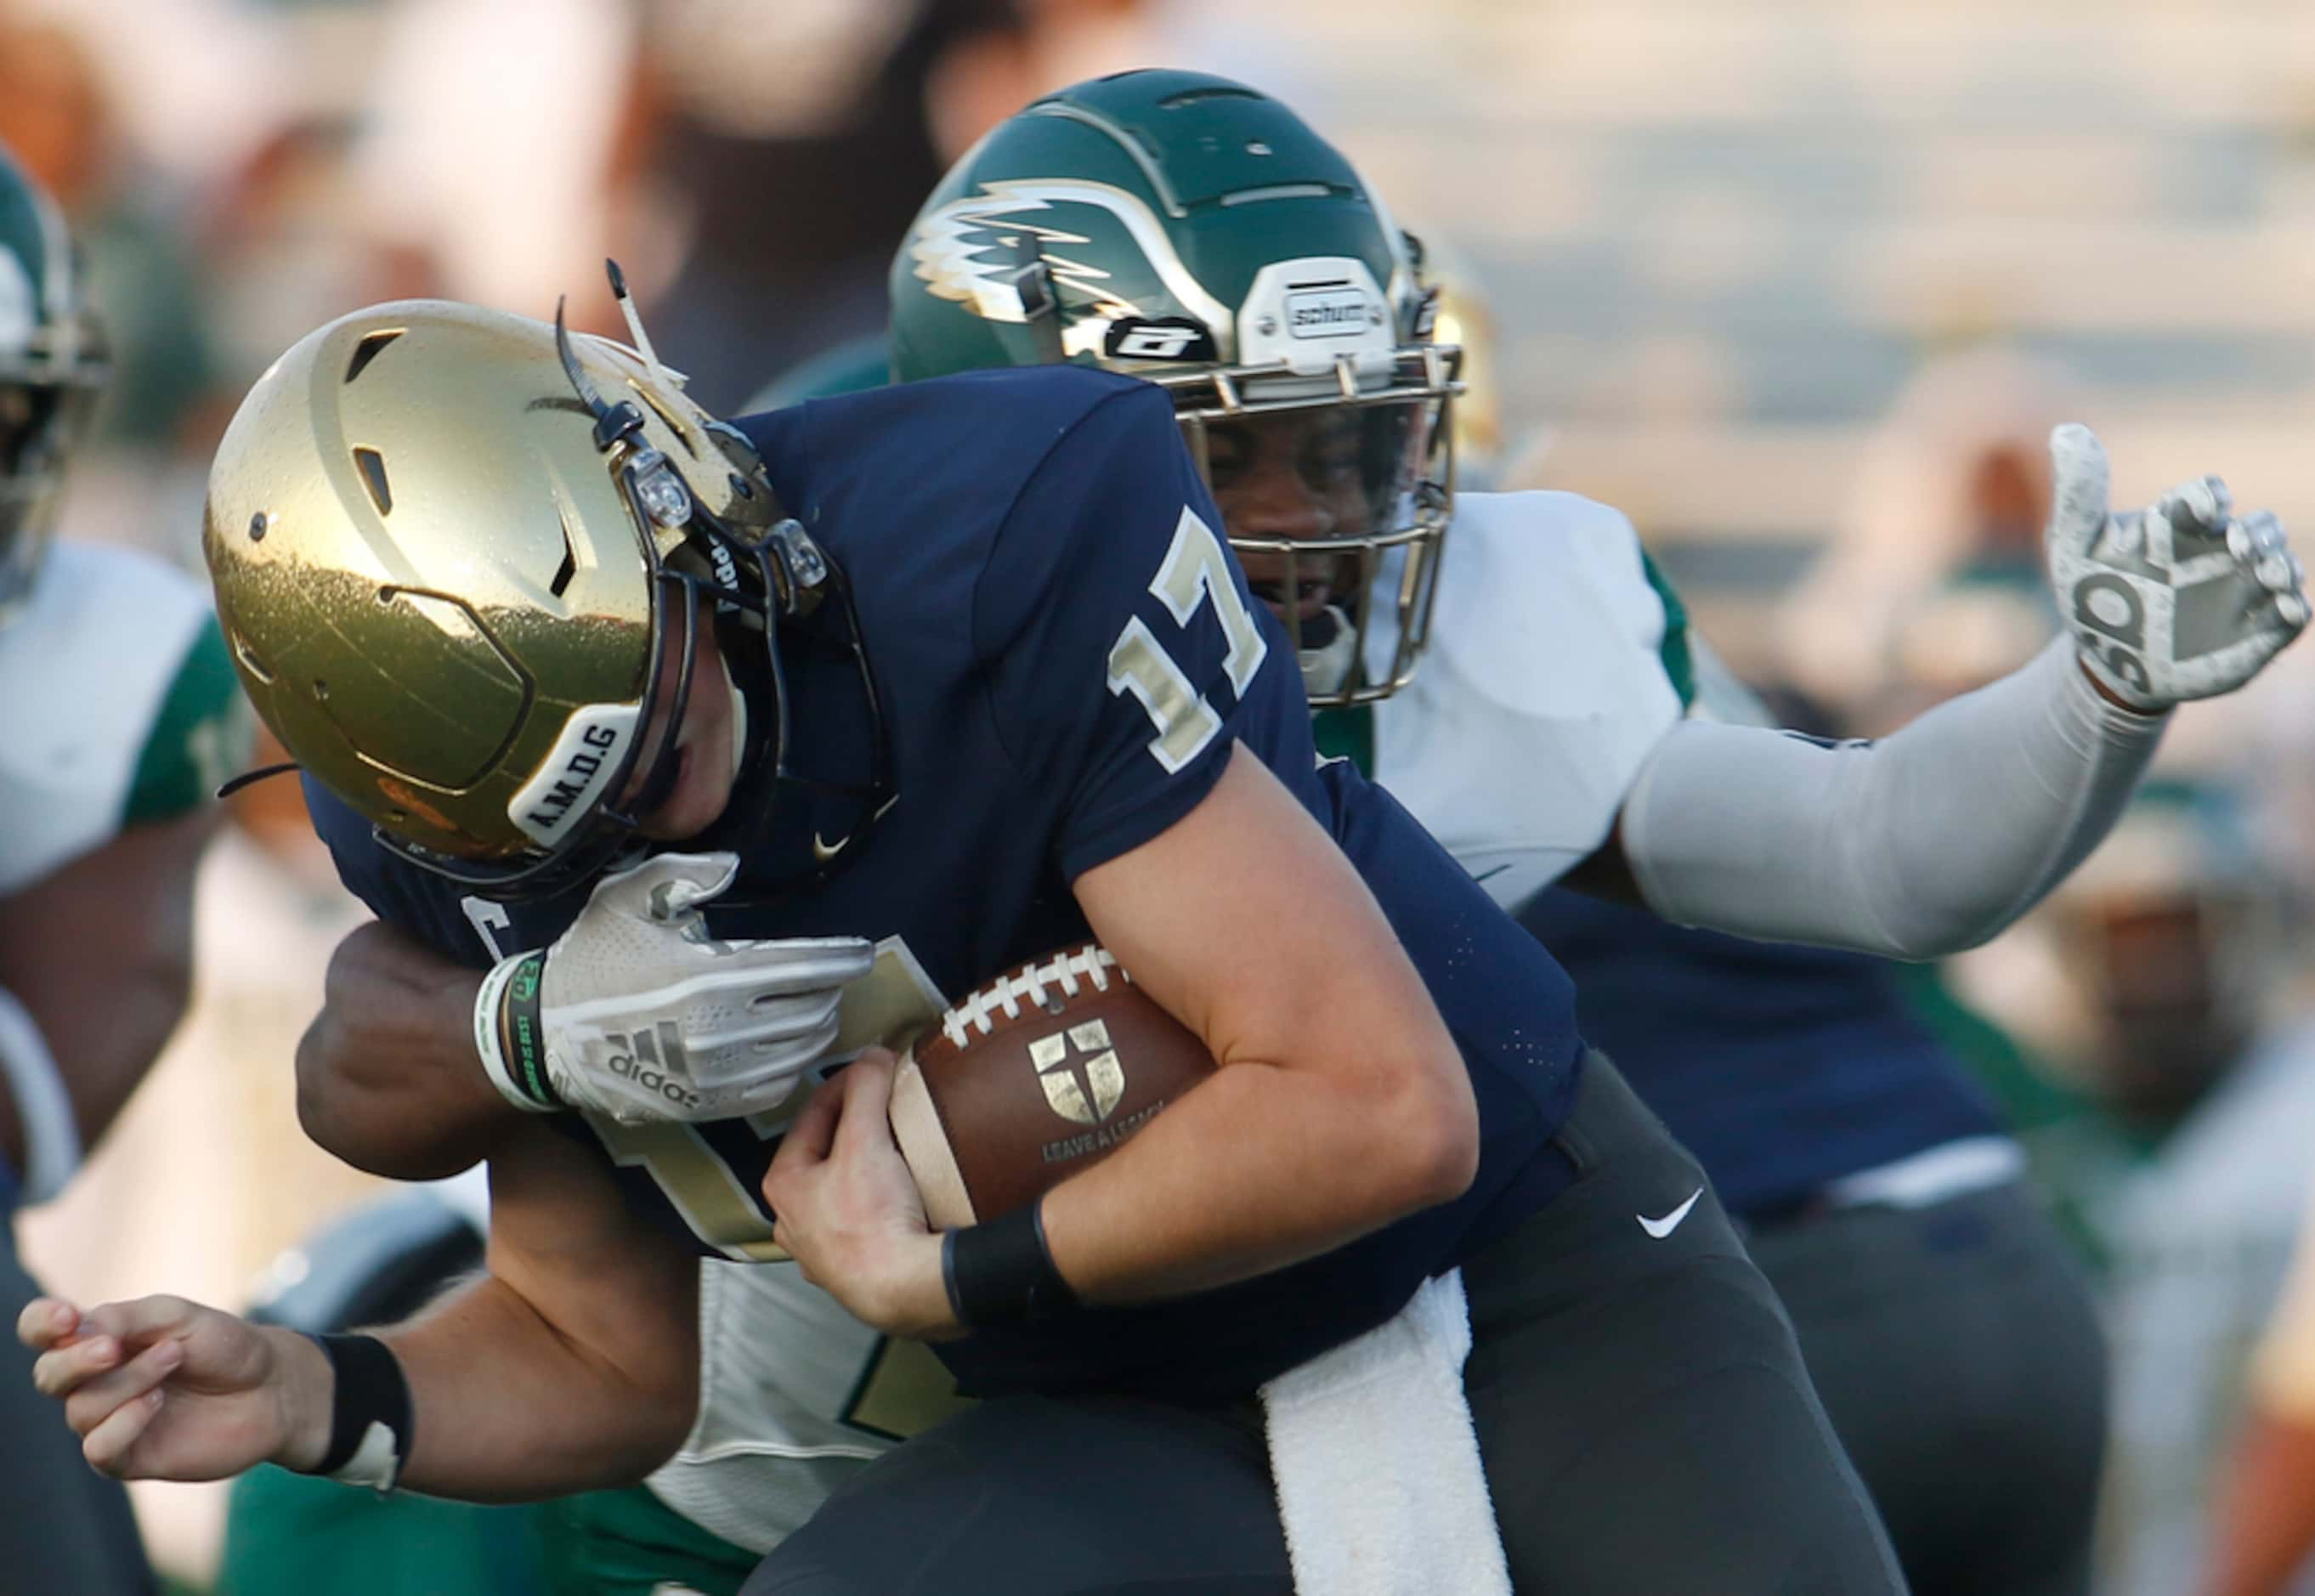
xmin=1259 ymin=1269 xmax=1514 ymax=1596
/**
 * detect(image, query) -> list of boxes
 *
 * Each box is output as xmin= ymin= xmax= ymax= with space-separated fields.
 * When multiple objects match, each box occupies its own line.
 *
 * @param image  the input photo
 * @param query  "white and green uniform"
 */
xmin=631 ymin=1260 xmax=970 ymax=1554
xmin=0 ymin=539 xmax=239 ymax=890
xmin=1 ymin=536 xmax=242 ymax=1596
xmin=1372 ymin=494 xmax=2104 ymax=1596
xmin=0 ymin=537 xmax=243 ymax=1203
xmin=1355 ymin=489 xmax=1691 ymax=910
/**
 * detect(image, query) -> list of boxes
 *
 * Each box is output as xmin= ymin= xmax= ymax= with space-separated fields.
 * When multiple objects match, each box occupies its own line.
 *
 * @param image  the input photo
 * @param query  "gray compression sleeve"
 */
xmin=1617 ymin=637 xmax=2166 ymax=960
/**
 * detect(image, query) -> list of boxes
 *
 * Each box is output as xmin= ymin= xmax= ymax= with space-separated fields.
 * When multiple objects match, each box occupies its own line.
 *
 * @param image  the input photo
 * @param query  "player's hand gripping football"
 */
xmin=2046 ymin=424 xmax=2308 ymax=713
xmin=764 ymin=1050 xmax=959 ymax=1342
xmin=475 ymin=852 xmax=874 ymax=1124
xmin=20 ymin=1293 xmax=325 ymax=1481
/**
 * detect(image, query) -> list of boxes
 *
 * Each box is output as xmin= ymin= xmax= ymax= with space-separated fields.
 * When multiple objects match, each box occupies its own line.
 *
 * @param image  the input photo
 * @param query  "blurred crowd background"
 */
xmin=8 ymin=0 xmax=2315 ymax=1589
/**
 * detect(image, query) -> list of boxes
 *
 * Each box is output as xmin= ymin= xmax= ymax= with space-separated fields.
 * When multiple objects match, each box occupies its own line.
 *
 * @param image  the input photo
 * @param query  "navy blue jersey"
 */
xmin=309 ymin=365 xmax=1582 ymax=1401
xmin=1517 ymin=887 xmax=2001 ymax=1218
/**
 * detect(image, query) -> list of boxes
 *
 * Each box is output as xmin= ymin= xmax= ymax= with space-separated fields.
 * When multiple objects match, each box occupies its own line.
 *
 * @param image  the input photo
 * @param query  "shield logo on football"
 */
xmin=1028 ymin=1020 xmax=1127 ymax=1124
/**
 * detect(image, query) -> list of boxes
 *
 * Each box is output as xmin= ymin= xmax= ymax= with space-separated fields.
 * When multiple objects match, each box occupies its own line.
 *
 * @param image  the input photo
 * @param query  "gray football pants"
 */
xmin=0 ymin=1215 xmax=156 ymax=1594
xmin=744 ymin=1056 xmax=1904 ymax=1593
xmin=1746 ymin=1180 xmax=2108 ymax=1596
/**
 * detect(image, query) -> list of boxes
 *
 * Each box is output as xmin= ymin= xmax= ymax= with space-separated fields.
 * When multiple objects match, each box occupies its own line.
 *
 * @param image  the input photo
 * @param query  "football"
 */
xmin=890 ymin=943 xmax=1218 ymax=1230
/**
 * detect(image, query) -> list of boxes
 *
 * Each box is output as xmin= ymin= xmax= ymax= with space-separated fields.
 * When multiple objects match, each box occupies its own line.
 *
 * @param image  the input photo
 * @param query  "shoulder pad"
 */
xmin=1370 ymin=491 xmax=1684 ymax=909
xmin=0 ymin=541 xmax=222 ymax=891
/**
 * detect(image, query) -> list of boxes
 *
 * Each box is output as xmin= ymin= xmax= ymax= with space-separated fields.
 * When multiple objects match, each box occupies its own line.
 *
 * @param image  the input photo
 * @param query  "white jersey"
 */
xmin=0 ymin=539 xmax=231 ymax=891
xmin=1365 ymin=489 xmax=1684 ymax=912
xmin=647 ymin=1262 xmax=969 ymax=1553
xmin=654 ymin=489 xmax=1687 ymax=1548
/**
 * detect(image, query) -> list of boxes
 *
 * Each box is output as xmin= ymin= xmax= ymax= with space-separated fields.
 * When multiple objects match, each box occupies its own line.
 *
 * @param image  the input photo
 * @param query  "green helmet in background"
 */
xmin=0 ymin=141 xmax=106 ymax=621
xmin=889 ymin=70 xmax=1461 ymax=706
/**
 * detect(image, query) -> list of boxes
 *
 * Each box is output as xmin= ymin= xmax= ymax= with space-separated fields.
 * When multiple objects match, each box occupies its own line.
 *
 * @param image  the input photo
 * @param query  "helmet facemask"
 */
xmin=1166 ymin=341 xmax=1459 ymax=708
xmin=0 ymin=145 xmax=105 ymax=624
xmin=887 ymin=71 xmax=1470 ymax=708
xmin=0 ymin=316 xmax=104 ymax=622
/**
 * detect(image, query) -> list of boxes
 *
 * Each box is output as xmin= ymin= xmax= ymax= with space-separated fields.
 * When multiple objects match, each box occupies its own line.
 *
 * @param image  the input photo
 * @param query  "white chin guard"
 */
xmin=1298 ymin=606 xmax=1360 ymax=699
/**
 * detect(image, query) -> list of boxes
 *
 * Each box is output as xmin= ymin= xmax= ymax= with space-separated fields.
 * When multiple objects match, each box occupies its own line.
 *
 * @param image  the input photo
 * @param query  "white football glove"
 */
xmin=473 ymin=852 xmax=874 ymax=1123
xmin=2046 ymin=423 xmax=2309 ymax=713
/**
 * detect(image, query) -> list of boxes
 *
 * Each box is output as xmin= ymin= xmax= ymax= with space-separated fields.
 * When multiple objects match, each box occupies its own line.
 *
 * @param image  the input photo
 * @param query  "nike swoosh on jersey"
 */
xmin=1637 ymin=1186 xmax=1704 ymax=1240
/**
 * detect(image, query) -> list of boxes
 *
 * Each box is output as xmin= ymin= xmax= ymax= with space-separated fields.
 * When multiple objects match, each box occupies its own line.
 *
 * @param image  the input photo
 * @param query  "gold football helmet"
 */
xmin=205 ymin=290 xmax=870 ymax=898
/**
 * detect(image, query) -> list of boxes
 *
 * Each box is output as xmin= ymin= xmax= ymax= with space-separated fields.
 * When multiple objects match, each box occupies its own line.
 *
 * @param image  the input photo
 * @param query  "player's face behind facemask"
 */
xmin=622 ymin=601 xmax=745 ymax=843
xmin=0 ymin=375 xmax=76 ymax=593
xmin=886 ymin=69 xmax=1461 ymax=709
xmin=1184 ymin=399 xmax=1430 ymax=702
xmin=0 ymin=139 xmax=105 ymax=625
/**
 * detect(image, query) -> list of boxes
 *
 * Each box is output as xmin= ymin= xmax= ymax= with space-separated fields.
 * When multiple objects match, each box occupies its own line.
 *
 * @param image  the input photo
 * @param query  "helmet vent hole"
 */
xmin=354 ymin=447 xmax=393 ymax=514
xmin=344 ymin=330 xmax=402 ymax=384
xmin=1158 ymin=84 xmax=1264 ymax=110
xmin=231 ymin=637 xmax=274 ymax=685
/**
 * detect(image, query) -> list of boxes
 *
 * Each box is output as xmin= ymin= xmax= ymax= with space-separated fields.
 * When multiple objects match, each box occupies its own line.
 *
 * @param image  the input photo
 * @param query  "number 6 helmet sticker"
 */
xmin=1106 ymin=317 xmax=1219 ymax=364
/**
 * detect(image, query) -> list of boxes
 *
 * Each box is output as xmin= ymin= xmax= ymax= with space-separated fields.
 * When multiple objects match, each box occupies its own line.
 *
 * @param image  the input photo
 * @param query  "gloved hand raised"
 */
xmin=2046 ymin=424 xmax=2307 ymax=713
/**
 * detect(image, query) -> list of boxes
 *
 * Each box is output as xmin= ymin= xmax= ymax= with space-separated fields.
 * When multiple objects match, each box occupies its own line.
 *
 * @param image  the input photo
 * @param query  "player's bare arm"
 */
xmin=0 ymin=806 xmax=215 ymax=1169
xmin=1583 ymin=426 xmax=2306 ymax=959
xmin=1056 ymin=743 xmax=1477 ymax=1297
xmin=21 ymin=1116 xmax=699 ymax=1498
xmin=296 ymin=919 xmax=512 ymax=1180
xmin=299 ymin=846 xmax=876 ymax=1180
xmin=767 ymin=741 xmax=1478 ymax=1328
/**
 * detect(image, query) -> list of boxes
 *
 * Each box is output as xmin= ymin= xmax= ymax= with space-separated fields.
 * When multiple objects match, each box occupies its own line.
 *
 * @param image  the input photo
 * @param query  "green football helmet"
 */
xmin=889 ymin=70 xmax=1461 ymax=706
xmin=0 ymin=141 xmax=105 ymax=621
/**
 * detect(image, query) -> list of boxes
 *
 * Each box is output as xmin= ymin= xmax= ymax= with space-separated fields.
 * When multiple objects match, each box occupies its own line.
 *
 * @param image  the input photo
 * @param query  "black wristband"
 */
xmin=303 ymin=1333 xmax=415 ymax=1490
xmin=942 ymin=1199 xmax=1079 ymax=1330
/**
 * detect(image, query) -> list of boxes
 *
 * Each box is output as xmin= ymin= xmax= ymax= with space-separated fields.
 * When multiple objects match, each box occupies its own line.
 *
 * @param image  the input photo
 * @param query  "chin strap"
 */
xmin=0 ymin=986 xmax=81 ymax=1205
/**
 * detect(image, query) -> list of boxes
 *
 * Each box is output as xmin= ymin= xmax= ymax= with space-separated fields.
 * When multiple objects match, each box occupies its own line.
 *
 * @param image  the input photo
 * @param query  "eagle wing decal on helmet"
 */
xmin=907 ymin=179 xmax=1231 ymax=358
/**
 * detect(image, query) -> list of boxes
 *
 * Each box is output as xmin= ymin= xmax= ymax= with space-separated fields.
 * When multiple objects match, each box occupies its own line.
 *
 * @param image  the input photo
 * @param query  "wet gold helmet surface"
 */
xmin=205 ymin=297 xmax=789 ymax=894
